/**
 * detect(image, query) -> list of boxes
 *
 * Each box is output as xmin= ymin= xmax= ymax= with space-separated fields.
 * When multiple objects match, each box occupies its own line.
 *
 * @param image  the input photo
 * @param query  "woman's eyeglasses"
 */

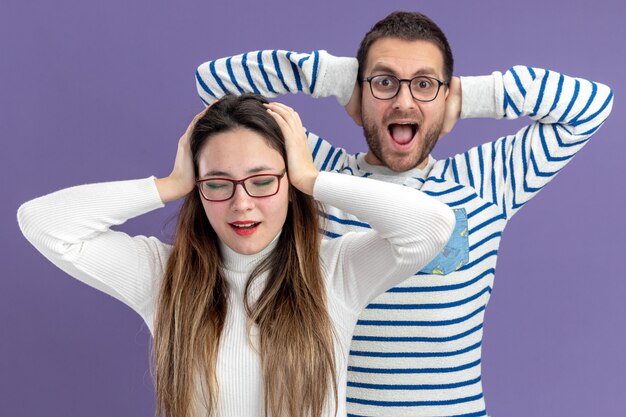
xmin=196 ymin=172 xmax=286 ymax=202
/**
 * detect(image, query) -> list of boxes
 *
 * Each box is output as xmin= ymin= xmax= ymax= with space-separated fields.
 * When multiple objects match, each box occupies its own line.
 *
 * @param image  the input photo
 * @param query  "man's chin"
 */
xmin=364 ymin=148 xmax=425 ymax=172
xmin=385 ymin=156 xmax=424 ymax=172
xmin=384 ymin=132 xmax=439 ymax=171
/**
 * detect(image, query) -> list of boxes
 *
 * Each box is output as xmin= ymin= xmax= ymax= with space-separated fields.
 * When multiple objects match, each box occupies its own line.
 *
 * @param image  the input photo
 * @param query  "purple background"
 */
xmin=2 ymin=0 xmax=625 ymax=415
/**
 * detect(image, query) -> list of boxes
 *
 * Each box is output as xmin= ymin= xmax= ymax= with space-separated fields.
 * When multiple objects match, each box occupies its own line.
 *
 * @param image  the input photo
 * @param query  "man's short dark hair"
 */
xmin=356 ymin=11 xmax=454 ymax=82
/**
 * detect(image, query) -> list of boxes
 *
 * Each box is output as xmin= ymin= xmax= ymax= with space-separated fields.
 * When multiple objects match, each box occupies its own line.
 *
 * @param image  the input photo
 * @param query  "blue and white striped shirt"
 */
xmin=195 ymin=50 xmax=613 ymax=417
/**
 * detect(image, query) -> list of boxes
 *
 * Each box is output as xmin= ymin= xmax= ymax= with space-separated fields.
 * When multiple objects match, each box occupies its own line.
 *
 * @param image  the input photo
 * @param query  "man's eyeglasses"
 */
xmin=361 ymin=74 xmax=448 ymax=102
xmin=196 ymin=172 xmax=286 ymax=202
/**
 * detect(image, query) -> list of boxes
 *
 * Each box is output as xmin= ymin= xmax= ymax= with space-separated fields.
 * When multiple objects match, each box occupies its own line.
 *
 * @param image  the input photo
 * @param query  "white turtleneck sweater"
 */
xmin=17 ymin=171 xmax=454 ymax=416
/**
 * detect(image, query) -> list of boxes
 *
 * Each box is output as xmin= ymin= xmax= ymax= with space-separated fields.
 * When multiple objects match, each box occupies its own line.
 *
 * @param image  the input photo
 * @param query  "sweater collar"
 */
xmin=219 ymin=231 xmax=281 ymax=274
xmin=355 ymin=153 xmax=435 ymax=183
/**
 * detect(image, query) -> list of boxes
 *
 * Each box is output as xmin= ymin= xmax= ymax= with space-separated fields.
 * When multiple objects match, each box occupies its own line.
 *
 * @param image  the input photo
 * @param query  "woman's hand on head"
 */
xmin=265 ymin=102 xmax=319 ymax=196
xmin=155 ymin=109 xmax=205 ymax=203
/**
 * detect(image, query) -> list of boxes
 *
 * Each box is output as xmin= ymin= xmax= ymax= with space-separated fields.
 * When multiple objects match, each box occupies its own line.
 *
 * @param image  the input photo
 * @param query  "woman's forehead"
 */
xmin=198 ymin=129 xmax=285 ymax=178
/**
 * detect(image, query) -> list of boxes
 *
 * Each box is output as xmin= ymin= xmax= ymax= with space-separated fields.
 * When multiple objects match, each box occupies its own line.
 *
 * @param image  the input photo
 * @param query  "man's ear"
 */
xmin=345 ymin=81 xmax=363 ymax=126
xmin=439 ymin=76 xmax=461 ymax=139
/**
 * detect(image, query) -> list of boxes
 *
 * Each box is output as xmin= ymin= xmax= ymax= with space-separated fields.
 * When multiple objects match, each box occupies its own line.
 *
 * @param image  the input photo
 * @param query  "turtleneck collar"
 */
xmin=219 ymin=231 xmax=282 ymax=274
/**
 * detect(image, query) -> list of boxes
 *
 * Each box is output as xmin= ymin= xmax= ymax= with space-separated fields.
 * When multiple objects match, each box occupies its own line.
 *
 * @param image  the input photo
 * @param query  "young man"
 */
xmin=194 ymin=11 xmax=613 ymax=417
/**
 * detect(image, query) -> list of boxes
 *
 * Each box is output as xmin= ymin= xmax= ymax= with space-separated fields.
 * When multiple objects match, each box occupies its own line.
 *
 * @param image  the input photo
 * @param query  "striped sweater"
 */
xmin=195 ymin=50 xmax=613 ymax=417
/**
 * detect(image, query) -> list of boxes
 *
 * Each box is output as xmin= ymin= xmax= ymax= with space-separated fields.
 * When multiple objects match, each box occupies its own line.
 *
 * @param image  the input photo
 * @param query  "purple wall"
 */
xmin=2 ymin=0 xmax=624 ymax=415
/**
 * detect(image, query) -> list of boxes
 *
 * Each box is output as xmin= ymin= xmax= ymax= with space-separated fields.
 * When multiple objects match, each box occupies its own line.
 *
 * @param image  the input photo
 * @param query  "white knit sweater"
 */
xmin=17 ymin=171 xmax=454 ymax=416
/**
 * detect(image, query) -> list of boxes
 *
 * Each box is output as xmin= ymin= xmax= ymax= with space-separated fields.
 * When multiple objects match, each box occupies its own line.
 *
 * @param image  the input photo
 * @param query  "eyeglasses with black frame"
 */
xmin=361 ymin=74 xmax=448 ymax=102
xmin=196 ymin=172 xmax=287 ymax=202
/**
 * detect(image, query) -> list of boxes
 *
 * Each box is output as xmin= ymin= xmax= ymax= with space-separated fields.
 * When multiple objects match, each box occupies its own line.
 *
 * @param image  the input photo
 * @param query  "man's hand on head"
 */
xmin=344 ymin=81 xmax=363 ymax=126
xmin=439 ymin=76 xmax=461 ymax=139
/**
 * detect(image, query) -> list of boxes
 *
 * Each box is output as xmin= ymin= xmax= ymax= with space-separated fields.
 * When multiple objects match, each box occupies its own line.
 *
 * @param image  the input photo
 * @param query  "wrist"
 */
xmin=305 ymin=171 xmax=319 ymax=196
xmin=292 ymin=171 xmax=319 ymax=196
xmin=316 ymin=52 xmax=358 ymax=105
xmin=459 ymin=73 xmax=501 ymax=119
xmin=296 ymin=171 xmax=319 ymax=196
xmin=154 ymin=176 xmax=188 ymax=203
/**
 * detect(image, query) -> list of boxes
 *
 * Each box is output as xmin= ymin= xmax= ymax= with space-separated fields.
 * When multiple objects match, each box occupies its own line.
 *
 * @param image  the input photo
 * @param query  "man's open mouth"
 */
xmin=388 ymin=123 xmax=418 ymax=145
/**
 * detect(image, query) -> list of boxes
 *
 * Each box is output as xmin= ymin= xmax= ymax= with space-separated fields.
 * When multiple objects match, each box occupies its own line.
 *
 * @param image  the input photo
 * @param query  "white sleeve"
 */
xmin=314 ymin=172 xmax=455 ymax=312
xmin=17 ymin=177 xmax=170 ymax=330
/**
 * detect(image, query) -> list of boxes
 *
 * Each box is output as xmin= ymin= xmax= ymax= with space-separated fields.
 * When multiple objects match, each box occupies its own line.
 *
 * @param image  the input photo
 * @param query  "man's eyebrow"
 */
xmin=200 ymin=165 xmax=282 ymax=178
xmin=369 ymin=63 xmax=442 ymax=78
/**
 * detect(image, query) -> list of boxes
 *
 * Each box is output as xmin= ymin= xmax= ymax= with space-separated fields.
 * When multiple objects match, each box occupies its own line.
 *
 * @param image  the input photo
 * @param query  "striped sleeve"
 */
xmin=306 ymin=130 xmax=353 ymax=173
xmin=195 ymin=50 xmax=357 ymax=106
xmin=196 ymin=50 xmax=357 ymax=174
xmin=440 ymin=66 xmax=613 ymax=219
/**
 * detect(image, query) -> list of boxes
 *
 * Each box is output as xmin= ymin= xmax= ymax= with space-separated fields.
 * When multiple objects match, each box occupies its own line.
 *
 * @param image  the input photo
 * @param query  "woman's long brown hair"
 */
xmin=153 ymin=94 xmax=337 ymax=417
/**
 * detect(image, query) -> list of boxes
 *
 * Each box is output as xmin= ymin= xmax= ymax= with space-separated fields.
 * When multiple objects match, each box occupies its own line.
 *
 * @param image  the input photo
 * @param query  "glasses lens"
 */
xmin=370 ymin=75 xmax=399 ymax=99
xmin=244 ymin=175 xmax=279 ymax=197
xmin=410 ymin=77 xmax=439 ymax=101
xmin=201 ymin=179 xmax=234 ymax=201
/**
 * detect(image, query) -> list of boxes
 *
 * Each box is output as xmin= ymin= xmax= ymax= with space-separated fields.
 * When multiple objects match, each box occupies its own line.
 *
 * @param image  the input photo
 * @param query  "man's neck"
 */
xmin=363 ymin=151 xmax=431 ymax=172
xmin=357 ymin=153 xmax=434 ymax=182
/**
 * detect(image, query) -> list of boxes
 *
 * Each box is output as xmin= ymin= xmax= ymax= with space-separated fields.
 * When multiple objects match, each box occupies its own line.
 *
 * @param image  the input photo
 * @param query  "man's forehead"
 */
xmin=366 ymin=37 xmax=445 ymax=76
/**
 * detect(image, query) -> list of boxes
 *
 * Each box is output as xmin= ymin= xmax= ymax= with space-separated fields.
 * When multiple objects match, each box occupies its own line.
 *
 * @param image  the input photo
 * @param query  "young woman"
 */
xmin=18 ymin=94 xmax=455 ymax=417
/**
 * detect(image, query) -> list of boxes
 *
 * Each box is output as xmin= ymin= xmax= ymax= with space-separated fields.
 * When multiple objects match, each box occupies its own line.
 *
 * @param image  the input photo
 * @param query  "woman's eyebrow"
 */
xmin=200 ymin=165 xmax=282 ymax=178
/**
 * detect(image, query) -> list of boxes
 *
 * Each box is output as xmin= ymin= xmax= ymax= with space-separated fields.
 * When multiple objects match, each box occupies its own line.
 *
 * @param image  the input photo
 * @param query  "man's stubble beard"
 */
xmin=361 ymin=113 xmax=443 ymax=172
